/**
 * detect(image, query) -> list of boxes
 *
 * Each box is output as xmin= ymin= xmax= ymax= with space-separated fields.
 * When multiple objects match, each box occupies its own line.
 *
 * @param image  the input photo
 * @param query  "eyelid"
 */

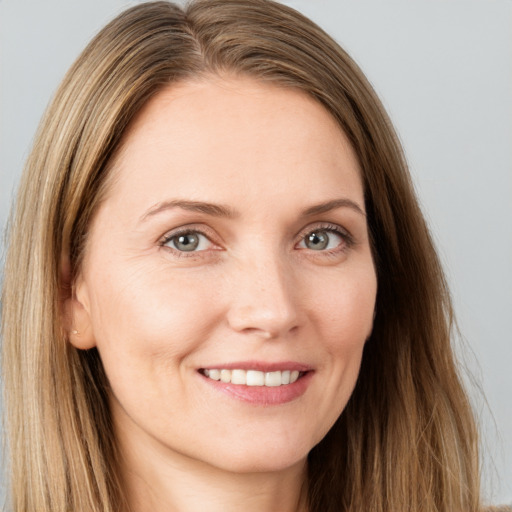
xmin=159 ymin=224 xmax=221 ymax=253
xmin=158 ymin=221 xmax=354 ymax=257
xmin=295 ymin=222 xmax=354 ymax=251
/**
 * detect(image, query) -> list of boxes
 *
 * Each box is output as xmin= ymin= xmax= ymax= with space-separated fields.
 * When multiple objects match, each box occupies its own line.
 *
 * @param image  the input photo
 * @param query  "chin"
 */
xmin=195 ymin=433 xmax=316 ymax=475
xmin=212 ymin=451 xmax=307 ymax=475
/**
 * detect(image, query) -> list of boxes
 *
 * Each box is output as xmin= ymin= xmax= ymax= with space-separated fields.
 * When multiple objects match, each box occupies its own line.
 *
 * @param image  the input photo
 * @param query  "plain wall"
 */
xmin=1 ymin=0 xmax=511 ymax=506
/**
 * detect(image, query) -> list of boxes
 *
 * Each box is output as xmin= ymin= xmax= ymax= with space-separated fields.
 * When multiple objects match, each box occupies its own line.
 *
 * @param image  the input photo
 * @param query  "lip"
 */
xmin=198 ymin=360 xmax=313 ymax=372
xmin=197 ymin=361 xmax=314 ymax=406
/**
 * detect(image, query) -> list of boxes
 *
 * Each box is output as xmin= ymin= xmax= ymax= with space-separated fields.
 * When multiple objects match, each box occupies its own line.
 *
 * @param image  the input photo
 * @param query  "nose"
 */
xmin=226 ymin=250 xmax=302 ymax=339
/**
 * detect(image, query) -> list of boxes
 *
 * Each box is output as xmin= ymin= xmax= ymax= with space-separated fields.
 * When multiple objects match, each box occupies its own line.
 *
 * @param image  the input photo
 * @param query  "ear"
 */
xmin=60 ymin=254 xmax=96 ymax=350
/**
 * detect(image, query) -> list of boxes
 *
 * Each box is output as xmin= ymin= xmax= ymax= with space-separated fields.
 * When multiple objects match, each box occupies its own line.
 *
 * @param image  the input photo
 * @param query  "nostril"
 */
xmin=240 ymin=327 xmax=274 ymax=339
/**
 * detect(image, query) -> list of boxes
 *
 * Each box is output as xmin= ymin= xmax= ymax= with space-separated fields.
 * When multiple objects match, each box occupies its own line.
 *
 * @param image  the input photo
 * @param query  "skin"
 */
xmin=68 ymin=76 xmax=377 ymax=512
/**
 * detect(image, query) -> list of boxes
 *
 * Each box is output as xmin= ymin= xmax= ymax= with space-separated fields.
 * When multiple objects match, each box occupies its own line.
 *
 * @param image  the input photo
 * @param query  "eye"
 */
xmin=302 ymin=230 xmax=341 ymax=250
xmin=162 ymin=230 xmax=212 ymax=252
xmin=296 ymin=225 xmax=350 ymax=252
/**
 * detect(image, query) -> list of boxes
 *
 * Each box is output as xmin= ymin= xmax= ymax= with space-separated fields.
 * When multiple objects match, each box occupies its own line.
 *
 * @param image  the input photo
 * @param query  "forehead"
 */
xmin=105 ymin=76 xmax=363 ymax=214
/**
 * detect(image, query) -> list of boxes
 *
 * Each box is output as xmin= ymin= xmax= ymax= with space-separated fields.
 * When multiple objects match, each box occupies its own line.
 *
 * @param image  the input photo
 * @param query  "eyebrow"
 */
xmin=302 ymin=198 xmax=366 ymax=217
xmin=140 ymin=200 xmax=237 ymax=222
xmin=140 ymin=197 xmax=365 ymax=223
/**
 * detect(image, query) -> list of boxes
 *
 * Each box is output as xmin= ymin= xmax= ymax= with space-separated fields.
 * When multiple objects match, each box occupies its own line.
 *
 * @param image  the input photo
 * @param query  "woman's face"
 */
xmin=71 ymin=77 xmax=377 ymax=474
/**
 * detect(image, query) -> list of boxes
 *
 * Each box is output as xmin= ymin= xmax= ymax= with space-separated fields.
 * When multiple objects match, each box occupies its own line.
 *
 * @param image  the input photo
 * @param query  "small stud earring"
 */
xmin=71 ymin=329 xmax=79 ymax=335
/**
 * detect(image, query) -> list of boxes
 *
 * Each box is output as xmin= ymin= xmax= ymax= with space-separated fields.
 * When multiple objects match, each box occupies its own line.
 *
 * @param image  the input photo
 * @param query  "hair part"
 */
xmin=2 ymin=1 xmax=481 ymax=511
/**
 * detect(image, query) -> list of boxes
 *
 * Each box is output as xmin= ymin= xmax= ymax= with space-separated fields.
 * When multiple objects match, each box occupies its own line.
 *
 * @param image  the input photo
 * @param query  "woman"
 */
xmin=0 ymin=0 xmax=497 ymax=511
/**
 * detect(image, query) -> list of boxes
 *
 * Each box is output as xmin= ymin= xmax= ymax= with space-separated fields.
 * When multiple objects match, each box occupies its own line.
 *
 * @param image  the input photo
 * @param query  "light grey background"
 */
xmin=1 ymin=0 xmax=510 ymax=506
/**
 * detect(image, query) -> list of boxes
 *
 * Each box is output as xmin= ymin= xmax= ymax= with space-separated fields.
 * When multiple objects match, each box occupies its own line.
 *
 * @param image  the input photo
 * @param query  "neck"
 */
xmin=116 ymin=424 xmax=308 ymax=512
xmin=121 ymin=450 xmax=308 ymax=512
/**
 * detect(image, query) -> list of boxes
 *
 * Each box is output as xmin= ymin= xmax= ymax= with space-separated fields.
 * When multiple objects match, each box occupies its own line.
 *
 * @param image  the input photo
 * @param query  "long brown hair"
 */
xmin=2 ymin=1 xmax=481 ymax=510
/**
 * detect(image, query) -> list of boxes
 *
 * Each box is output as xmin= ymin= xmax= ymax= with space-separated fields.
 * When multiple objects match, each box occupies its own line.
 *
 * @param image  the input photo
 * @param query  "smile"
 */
xmin=200 ymin=369 xmax=304 ymax=386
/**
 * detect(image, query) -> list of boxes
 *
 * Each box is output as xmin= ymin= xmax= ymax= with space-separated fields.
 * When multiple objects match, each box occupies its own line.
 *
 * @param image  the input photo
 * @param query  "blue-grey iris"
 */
xmin=305 ymin=231 xmax=329 ymax=250
xmin=173 ymin=233 xmax=199 ymax=251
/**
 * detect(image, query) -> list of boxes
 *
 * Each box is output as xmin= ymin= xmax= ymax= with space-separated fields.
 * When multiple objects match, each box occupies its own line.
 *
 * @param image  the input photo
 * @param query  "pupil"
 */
xmin=307 ymin=231 xmax=328 ymax=250
xmin=175 ymin=233 xmax=199 ymax=251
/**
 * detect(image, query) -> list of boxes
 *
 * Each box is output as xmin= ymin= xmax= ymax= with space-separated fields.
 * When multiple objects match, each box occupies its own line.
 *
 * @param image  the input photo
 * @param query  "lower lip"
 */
xmin=199 ymin=371 xmax=313 ymax=405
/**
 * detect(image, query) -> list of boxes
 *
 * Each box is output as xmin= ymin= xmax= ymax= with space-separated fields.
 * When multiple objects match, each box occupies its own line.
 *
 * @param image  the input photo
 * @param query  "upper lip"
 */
xmin=198 ymin=361 xmax=313 ymax=372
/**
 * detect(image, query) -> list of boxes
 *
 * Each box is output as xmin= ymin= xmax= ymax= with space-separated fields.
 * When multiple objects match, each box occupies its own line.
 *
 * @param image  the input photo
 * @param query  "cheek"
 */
xmin=85 ymin=261 xmax=224 ymax=364
xmin=311 ymin=264 xmax=377 ymax=351
xmin=296 ymin=265 xmax=376 ymax=447
xmin=310 ymin=263 xmax=376 ymax=414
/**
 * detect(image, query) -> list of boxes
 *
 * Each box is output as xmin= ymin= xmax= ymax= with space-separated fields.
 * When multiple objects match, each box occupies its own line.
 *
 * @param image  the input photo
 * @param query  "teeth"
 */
xmin=265 ymin=371 xmax=281 ymax=387
xmin=220 ymin=369 xmax=231 ymax=383
xmin=231 ymin=369 xmax=246 ymax=385
xmin=208 ymin=369 xmax=220 ymax=380
xmin=246 ymin=370 xmax=264 ymax=386
xmin=201 ymin=368 xmax=303 ymax=386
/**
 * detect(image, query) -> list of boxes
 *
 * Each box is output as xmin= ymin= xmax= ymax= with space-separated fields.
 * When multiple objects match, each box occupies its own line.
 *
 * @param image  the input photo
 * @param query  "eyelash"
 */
xmin=159 ymin=226 xmax=218 ymax=258
xmin=159 ymin=223 xmax=354 ymax=258
xmin=297 ymin=223 xmax=354 ymax=257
